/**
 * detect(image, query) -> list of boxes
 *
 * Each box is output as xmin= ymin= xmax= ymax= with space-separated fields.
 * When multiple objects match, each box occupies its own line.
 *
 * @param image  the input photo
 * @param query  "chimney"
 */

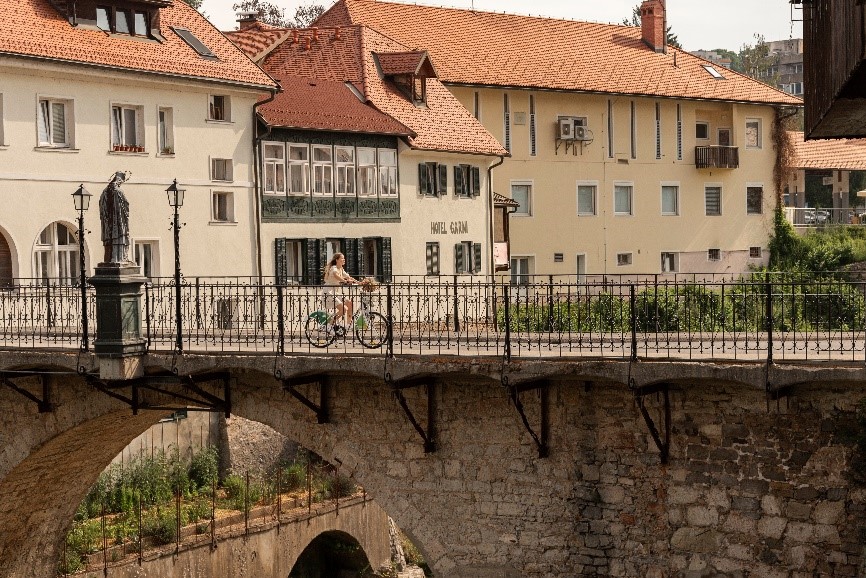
xmin=236 ymin=10 xmax=260 ymax=31
xmin=640 ymin=0 xmax=666 ymax=53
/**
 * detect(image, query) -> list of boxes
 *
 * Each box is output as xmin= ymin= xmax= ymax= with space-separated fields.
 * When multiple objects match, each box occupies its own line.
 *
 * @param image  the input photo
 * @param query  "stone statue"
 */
xmin=99 ymin=171 xmax=131 ymax=264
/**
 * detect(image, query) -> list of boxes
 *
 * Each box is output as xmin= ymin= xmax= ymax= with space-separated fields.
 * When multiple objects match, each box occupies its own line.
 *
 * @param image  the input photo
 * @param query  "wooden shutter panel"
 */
xmin=432 ymin=242 xmax=440 ymax=275
xmin=473 ymin=243 xmax=482 ymax=274
xmin=275 ymin=238 xmax=287 ymax=285
xmin=454 ymin=165 xmax=464 ymax=196
xmin=437 ymin=163 xmax=448 ymax=196
xmin=454 ymin=243 xmax=464 ymax=274
xmin=380 ymin=237 xmax=392 ymax=282
xmin=303 ymin=238 xmax=320 ymax=284
xmin=471 ymin=167 xmax=481 ymax=197
xmin=344 ymin=238 xmax=359 ymax=277
xmin=426 ymin=243 xmax=434 ymax=275
xmin=419 ymin=163 xmax=428 ymax=195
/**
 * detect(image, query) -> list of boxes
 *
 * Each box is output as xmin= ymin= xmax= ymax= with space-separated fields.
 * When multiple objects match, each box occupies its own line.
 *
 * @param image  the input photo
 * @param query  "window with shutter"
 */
xmin=454 ymin=243 xmax=465 ymax=274
xmin=380 ymin=237 xmax=392 ymax=282
xmin=471 ymin=167 xmax=481 ymax=197
xmin=426 ymin=242 xmax=440 ymax=275
xmin=454 ymin=165 xmax=465 ymax=197
xmin=472 ymin=243 xmax=482 ymax=274
xmin=437 ymin=164 xmax=448 ymax=196
xmin=343 ymin=238 xmax=359 ymax=276
xmin=275 ymin=238 xmax=287 ymax=285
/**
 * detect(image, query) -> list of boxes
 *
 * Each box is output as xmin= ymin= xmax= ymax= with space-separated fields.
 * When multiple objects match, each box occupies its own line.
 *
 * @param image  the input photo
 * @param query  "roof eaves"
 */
xmin=407 ymin=144 xmax=510 ymax=158
xmin=0 ymin=51 xmax=278 ymax=91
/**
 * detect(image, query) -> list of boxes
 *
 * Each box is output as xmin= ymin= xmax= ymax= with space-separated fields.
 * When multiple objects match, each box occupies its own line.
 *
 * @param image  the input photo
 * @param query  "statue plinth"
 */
xmin=89 ymin=262 xmax=147 ymax=379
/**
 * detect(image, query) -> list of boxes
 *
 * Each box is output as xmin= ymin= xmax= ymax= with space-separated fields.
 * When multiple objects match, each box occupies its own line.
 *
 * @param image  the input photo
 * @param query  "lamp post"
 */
xmin=166 ymin=179 xmax=185 ymax=353
xmin=72 ymin=184 xmax=91 ymax=351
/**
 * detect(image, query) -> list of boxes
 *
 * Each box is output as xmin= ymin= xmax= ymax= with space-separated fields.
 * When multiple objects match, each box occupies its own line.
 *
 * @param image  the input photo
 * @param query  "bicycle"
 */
xmin=304 ymin=281 xmax=389 ymax=349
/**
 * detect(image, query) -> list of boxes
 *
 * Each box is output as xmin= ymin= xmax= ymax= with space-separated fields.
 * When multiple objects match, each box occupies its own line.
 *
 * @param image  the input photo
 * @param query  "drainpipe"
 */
xmin=487 ymin=155 xmax=506 ymax=279
xmin=252 ymin=87 xmax=280 ymax=286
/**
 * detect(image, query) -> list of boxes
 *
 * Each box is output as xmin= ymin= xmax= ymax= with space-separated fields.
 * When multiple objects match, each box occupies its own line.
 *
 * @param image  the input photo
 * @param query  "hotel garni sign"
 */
xmin=431 ymin=221 xmax=469 ymax=235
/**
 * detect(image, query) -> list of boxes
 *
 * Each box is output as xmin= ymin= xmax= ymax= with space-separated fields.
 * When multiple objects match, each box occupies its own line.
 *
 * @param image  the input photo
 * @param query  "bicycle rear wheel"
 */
xmin=355 ymin=311 xmax=388 ymax=349
xmin=305 ymin=314 xmax=337 ymax=348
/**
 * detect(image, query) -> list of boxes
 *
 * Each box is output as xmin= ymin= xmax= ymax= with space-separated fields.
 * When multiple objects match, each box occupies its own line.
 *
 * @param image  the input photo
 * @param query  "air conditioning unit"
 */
xmin=574 ymin=126 xmax=589 ymax=141
xmin=558 ymin=118 xmax=574 ymax=140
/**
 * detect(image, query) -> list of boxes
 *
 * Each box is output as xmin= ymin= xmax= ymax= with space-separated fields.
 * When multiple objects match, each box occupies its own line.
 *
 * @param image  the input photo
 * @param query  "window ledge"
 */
xmin=0 ymin=144 xmax=8 ymax=149
xmin=109 ymin=150 xmax=149 ymax=156
xmin=209 ymin=220 xmax=238 ymax=226
xmin=211 ymin=180 xmax=234 ymax=184
xmin=157 ymin=152 xmax=176 ymax=158
xmin=205 ymin=119 xmax=234 ymax=125
xmin=34 ymin=146 xmax=78 ymax=153
xmin=577 ymin=213 xmax=596 ymax=217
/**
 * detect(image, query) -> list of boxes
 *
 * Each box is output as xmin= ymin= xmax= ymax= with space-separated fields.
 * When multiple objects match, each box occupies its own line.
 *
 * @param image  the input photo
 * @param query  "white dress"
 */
xmin=322 ymin=265 xmax=347 ymax=310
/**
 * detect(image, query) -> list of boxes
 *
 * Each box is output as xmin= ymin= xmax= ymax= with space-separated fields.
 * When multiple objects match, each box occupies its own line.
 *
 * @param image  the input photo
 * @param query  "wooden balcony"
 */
xmin=695 ymin=146 xmax=739 ymax=169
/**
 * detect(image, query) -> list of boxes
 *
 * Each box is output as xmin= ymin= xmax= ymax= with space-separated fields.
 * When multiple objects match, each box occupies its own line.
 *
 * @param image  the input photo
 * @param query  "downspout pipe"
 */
xmin=252 ymin=87 xmax=280 ymax=286
xmin=487 ymin=155 xmax=506 ymax=280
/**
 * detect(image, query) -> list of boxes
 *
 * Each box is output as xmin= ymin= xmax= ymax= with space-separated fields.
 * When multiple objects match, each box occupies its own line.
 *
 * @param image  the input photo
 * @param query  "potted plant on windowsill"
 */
xmin=161 ymin=146 xmax=174 ymax=155
xmin=113 ymin=144 xmax=122 ymax=152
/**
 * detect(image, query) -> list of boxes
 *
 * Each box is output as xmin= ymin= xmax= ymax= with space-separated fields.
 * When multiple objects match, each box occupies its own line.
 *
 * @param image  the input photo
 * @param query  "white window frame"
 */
xmin=695 ymin=121 xmax=709 ymax=141
xmin=210 ymin=158 xmax=233 ymax=182
xmin=746 ymin=182 xmax=764 ymax=215
xmin=576 ymin=253 xmax=587 ymax=284
xmin=211 ymin=191 xmax=235 ymax=223
xmin=335 ymin=145 xmax=356 ymax=197
xmin=613 ymin=182 xmax=633 ymax=216
xmin=357 ymin=147 xmax=377 ymax=197
xmin=133 ymin=239 xmax=160 ymax=278
xmin=705 ymin=183 xmax=723 ymax=216
xmin=157 ymin=106 xmax=174 ymax=155
xmin=311 ymin=145 xmax=333 ymax=197
xmin=510 ymin=255 xmax=533 ymax=285
xmin=207 ymin=95 xmax=231 ymax=122
xmin=660 ymin=251 xmax=678 ymax=273
xmin=576 ymin=180 xmax=598 ymax=216
xmin=288 ymin=144 xmax=310 ymax=195
xmin=36 ymin=96 xmax=73 ymax=148
xmin=33 ymin=222 xmax=80 ymax=283
xmin=110 ymin=103 xmax=144 ymax=150
xmin=378 ymin=148 xmax=398 ymax=197
xmin=283 ymin=240 xmax=304 ymax=284
xmin=616 ymin=252 xmax=633 ymax=267
xmin=660 ymin=182 xmax=679 ymax=216
xmin=263 ymin=141 xmax=286 ymax=195
xmin=510 ymin=180 xmax=532 ymax=217
xmin=745 ymin=118 xmax=762 ymax=149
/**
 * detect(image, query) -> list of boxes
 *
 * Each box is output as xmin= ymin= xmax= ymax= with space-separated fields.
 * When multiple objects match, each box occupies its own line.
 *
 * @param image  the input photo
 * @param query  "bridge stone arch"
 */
xmin=2 ymin=351 xmax=866 ymax=577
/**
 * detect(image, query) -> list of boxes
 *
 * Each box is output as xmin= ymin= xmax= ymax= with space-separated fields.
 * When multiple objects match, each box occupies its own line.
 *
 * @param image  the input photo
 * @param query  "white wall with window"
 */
xmin=577 ymin=181 xmax=597 ymax=216
xmin=660 ymin=251 xmax=678 ymax=273
xmin=110 ymin=103 xmax=144 ymax=150
xmin=745 ymin=118 xmax=762 ymax=148
xmin=211 ymin=158 xmax=233 ymax=182
xmin=157 ymin=107 xmax=174 ymax=155
xmin=211 ymin=191 xmax=235 ymax=223
xmin=614 ymin=183 xmax=633 ymax=216
xmin=661 ymin=183 xmax=679 ymax=216
xmin=746 ymin=184 xmax=763 ymax=215
xmin=510 ymin=255 xmax=533 ymax=284
xmin=32 ymin=222 xmax=80 ymax=283
xmin=134 ymin=240 xmax=159 ymax=278
xmin=208 ymin=95 xmax=230 ymax=122
xmin=705 ymin=185 xmax=722 ymax=216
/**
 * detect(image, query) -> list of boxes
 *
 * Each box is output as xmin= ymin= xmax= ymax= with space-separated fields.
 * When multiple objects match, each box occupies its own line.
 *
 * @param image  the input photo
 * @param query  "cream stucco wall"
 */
xmin=259 ymin=145 xmax=495 ymax=279
xmin=453 ymin=87 xmax=779 ymax=276
xmin=0 ymin=57 xmax=265 ymax=280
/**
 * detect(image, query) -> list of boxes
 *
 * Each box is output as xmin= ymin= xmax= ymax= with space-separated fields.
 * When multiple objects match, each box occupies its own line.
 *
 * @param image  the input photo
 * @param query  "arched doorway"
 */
xmin=290 ymin=530 xmax=374 ymax=578
xmin=0 ymin=231 xmax=12 ymax=285
xmin=33 ymin=222 xmax=80 ymax=283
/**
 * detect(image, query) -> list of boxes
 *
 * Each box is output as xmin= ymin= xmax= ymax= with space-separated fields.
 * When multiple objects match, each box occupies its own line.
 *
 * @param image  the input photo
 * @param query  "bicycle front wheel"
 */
xmin=355 ymin=312 xmax=388 ymax=349
xmin=305 ymin=314 xmax=337 ymax=348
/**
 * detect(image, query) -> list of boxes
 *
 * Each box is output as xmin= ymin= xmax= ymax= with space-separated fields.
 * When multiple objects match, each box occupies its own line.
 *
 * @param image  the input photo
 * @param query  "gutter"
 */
xmin=487 ymin=155 xmax=506 ymax=278
xmin=252 ymin=87 xmax=281 ymax=286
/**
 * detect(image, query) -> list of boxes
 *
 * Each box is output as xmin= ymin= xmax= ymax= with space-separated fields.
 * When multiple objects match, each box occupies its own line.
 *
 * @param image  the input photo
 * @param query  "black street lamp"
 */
xmin=166 ymin=179 xmax=185 ymax=353
xmin=72 ymin=184 xmax=91 ymax=351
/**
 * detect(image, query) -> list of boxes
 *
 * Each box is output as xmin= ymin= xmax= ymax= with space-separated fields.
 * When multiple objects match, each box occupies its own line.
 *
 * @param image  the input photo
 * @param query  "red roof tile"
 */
xmin=316 ymin=0 xmax=802 ymax=106
xmin=250 ymin=25 xmax=507 ymax=157
xmin=259 ymin=74 xmax=413 ymax=135
xmin=377 ymin=51 xmax=430 ymax=76
xmin=790 ymin=131 xmax=866 ymax=171
xmin=0 ymin=0 xmax=276 ymax=89
xmin=224 ymin=23 xmax=291 ymax=62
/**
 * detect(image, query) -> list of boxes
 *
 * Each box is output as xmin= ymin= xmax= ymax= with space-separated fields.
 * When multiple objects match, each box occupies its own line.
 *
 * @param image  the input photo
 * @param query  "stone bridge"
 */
xmin=1 ymin=349 xmax=866 ymax=577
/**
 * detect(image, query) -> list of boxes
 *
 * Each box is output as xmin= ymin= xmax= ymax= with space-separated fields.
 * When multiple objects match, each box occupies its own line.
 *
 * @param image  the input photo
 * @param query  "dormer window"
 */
xmin=96 ymin=5 xmax=152 ymax=38
xmin=376 ymin=51 xmax=438 ymax=107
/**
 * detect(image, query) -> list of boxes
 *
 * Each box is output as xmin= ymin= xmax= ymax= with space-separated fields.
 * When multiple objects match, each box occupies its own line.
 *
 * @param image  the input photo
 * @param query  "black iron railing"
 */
xmin=3 ymin=273 xmax=866 ymax=362
xmin=695 ymin=145 xmax=739 ymax=169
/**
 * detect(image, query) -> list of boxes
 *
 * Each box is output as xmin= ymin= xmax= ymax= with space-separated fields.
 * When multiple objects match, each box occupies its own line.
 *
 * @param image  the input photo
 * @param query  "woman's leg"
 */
xmin=344 ymin=299 xmax=354 ymax=323
xmin=333 ymin=302 xmax=345 ymax=324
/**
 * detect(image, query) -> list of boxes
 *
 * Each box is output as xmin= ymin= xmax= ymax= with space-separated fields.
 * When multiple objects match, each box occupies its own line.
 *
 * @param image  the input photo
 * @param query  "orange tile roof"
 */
xmin=790 ymin=131 xmax=866 ymax=171
xmin=316 ymin=0 xmax=802 ymax=107
xmin=1 ymin=0 xmax=276 ymax=89
xmin=377 ymin=51 xmax=429 ymax=76
xmin=259 ymin=74 xmax=414 ymax=135
xmin=247 ymin=25 xmax=507 ymax=157
xmin=223 ymin=23 xmax=291 ymax=62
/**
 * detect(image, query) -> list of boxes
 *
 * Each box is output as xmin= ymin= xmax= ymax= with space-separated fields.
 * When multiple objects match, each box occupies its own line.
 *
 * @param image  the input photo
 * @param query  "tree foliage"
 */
xmin=621 ymin=4 xmax=681 ymax=49
xmin=180 ymin=0 xmax=203 ymax=9
xmin=232 ymin=1 xmax=325 ymax=28
xmin=738 ymin=34 xmax=779 ymax=84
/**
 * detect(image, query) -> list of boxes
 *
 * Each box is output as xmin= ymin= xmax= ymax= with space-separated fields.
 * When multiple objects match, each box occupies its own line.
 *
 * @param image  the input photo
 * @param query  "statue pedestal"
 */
xmin=89 ymin=262 xmax=147 ymax=380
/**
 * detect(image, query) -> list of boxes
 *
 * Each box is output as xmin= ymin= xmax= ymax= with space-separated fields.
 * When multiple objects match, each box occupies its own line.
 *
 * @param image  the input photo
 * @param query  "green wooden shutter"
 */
xmin=454 ymin=243 xmax=464 ymax=274
xmin=419 ymin=163 xmax=428 ymax=195
xmin=473 ymin=243 xmax=482 ymax=274
xmin=304 ymin=238 xmax=321 ymax=284
xmin=357 ymin=239 xmax=367 ymax=277
xmin=275 ymin=238 xmax=287 ymax=285
xmin=471 ymin=167 xmax=481 ymax=197
xmin=437 ymin=163 xmax=448 ymax=196
xmin=344 ymin=238 xmax=359 ymax=277
xmin=378 ymin=237 xmax=392 ymax=282
xmin=454 ymin=165 xmax=464 ymax=196
xmin=299 ymin=239 xmax=310 ymax=284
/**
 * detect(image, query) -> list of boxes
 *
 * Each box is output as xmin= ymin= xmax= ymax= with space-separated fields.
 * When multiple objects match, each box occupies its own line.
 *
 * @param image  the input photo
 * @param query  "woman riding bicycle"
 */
xmin=322 ymin=253 xmax=358 ymax=327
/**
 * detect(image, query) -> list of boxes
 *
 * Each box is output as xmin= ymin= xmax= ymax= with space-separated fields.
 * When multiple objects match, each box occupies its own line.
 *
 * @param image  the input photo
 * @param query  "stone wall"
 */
xmin=219 ymin=415 xmax=298 ymax=478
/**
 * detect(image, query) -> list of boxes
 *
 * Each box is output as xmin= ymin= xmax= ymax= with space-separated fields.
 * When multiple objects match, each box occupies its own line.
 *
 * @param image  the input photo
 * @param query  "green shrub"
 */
xmin=142 ymin=509 xmax=178 ymax=545
xmin=189 ymin=446 xmax=219 ymax=491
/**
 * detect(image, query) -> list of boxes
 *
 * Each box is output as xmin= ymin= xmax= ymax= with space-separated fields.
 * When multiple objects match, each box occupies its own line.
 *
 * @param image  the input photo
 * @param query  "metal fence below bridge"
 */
xmin=2 ymin=274 xmax=866 ymax=362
